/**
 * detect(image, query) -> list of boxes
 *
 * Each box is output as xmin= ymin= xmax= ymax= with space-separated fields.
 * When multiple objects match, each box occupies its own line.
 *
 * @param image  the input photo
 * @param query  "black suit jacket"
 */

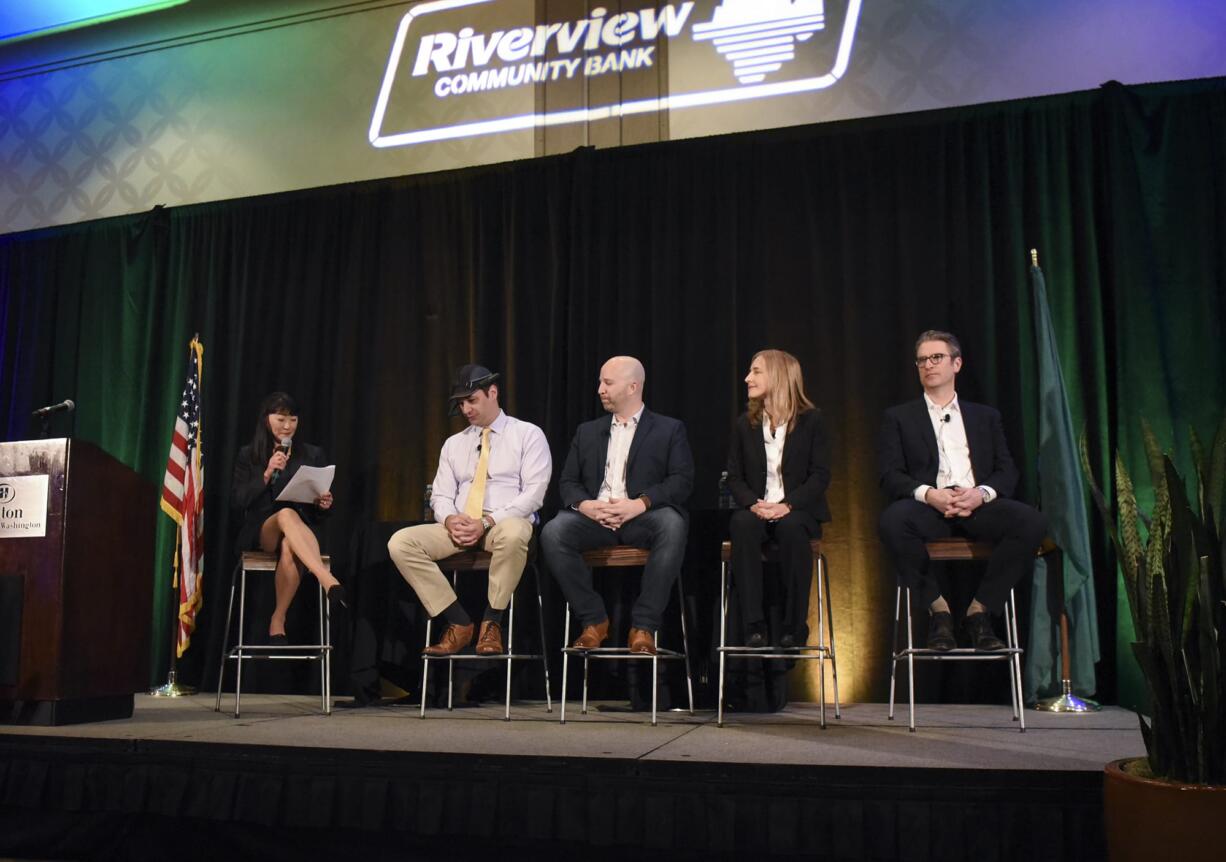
xmin=231 ymin=441 xmax=330 ymax=551
xmin=725 ymin=409 xmax=832 ymax=522
xmin=558 ymin=409 xmax=694 ymax=513
xmin=878 ymin=398 xmax=1019 ymax=502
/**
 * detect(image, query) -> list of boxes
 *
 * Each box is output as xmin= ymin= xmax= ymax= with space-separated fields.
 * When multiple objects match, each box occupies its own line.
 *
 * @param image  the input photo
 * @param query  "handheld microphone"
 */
xmin=31 ymin=399 xmax=75 ymax=418
xmin=270 ymin=437 xmax=292 ymax=484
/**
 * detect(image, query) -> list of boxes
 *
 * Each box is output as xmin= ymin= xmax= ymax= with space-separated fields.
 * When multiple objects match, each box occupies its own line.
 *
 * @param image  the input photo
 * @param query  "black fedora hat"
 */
xmin=448 ymin=364 xmax=500 ymax=415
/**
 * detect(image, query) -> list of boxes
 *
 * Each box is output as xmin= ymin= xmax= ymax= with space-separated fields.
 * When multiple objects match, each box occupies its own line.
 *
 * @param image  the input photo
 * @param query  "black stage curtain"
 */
xmin=2 ymin=78 xmax=1224 ymax=707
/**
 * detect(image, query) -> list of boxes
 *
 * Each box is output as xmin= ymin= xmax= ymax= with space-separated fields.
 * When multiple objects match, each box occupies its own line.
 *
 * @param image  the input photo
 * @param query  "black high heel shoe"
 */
xmin=745 ymin=623 xmax=767 ymax=649
xmin=326 ymin=584 xmax=348 ymax=609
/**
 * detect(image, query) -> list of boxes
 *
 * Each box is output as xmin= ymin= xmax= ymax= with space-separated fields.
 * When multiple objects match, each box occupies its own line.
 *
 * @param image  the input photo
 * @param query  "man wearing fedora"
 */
xmin=387 ymin=364 xmax=552 ymax=656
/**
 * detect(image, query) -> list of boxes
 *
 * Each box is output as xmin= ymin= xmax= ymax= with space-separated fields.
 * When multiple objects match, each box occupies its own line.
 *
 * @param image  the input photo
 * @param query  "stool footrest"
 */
xmin=421 ymin=652 xmax=545 ymax=661
xmin=562 ymin=646 xmax=687 ymax=659
xmin=893 ymin=647 xmax=1021 ymax=659
xmin=720 ymin=646 xmax=831 ymax=658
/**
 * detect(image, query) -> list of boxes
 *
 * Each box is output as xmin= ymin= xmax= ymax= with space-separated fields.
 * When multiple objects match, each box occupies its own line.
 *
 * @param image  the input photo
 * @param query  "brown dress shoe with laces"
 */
xmin=475 ymin=620 xmax=505 ymax=656
xmin=628 ymin=627 xmax=656 ymax=656
xmin=424 ymin=622 xmax=474 ymax=656
xmin=572 ymin=618 xmax=609 ymax=650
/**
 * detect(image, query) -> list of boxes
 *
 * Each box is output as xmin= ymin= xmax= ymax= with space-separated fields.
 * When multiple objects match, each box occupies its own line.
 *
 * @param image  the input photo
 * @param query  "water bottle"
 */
xmin=423 ymin=483 xmax=434 ymax=522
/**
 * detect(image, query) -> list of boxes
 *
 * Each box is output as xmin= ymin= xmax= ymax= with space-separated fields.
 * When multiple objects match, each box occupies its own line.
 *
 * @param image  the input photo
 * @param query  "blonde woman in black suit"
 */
xmin=725 ymin=350 xmax=831 ymax=648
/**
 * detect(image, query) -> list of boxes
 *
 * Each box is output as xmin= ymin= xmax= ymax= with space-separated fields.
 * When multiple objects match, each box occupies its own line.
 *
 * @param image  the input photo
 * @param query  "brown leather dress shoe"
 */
xmin=628 ymin=627 xmax=656 ymax=656
xmin=572 ymin=618 xmax=609 ymax=650
xmin=424 ymin=623 xmax=474 ymax=656
xmin=475 ymin=620 xmax=504 ymax=656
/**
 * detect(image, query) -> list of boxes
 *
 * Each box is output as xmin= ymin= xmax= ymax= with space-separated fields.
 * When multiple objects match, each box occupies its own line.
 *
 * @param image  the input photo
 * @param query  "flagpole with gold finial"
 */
xmin=151 ymin=333 xmax=201 ymax=697
xmin=1028 ymin=253 xmax=1100 ymax=713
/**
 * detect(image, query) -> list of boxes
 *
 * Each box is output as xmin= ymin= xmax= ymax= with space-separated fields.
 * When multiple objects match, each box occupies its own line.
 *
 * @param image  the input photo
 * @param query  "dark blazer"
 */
xmin=725 ymin=409 xmax=832 ymax=522
xmin=558 ymin=409 xmax=694 ymax=513
xmin=231 ymin=441 xmax=330 ymax=552
xmin=877 ymin=397 xmax=1019 ymax=502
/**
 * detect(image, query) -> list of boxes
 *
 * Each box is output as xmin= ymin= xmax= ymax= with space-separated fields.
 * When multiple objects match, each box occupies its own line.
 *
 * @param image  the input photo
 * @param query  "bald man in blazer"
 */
xmin=541 ymin=356 xmax=694 ymax=656
xmin=878 ymin=330 xmax=1047 ymax=651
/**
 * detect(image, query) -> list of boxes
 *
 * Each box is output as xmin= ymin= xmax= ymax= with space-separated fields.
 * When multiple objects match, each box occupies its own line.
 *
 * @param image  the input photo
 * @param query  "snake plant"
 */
xmin=1081 ymin=416 xmax=1226 ymax=784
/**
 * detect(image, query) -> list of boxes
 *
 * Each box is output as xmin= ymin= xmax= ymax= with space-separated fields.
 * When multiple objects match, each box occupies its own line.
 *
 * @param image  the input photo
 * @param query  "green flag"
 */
xmin=1025 ymin=258 xmax=1100 ymax=701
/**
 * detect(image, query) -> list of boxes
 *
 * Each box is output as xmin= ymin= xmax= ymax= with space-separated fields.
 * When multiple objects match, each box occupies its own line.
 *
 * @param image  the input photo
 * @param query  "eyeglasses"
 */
xmin=914 ymin=353 xmax=951 ymax=367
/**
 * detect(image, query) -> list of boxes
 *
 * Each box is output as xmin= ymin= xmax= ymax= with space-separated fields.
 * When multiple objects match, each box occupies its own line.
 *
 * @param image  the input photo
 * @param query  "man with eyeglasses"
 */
xmin=877 ymin=330 xmax=1047 ymax=651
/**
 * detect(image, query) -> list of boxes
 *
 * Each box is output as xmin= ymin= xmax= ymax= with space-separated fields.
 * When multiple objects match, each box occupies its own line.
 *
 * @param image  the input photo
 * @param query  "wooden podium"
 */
xmin=0 ymin=439 xmax=154 ymax=725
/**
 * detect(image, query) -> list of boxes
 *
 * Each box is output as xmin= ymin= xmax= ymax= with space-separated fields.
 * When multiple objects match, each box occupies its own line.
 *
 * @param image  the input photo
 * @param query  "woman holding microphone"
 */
xmin=231 ymin=391 xmax=344 ymax=643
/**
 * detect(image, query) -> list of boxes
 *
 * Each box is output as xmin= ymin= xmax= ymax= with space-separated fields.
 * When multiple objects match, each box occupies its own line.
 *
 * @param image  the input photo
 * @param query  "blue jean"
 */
xmin=541 ymin=507 xmax=687 ymax=631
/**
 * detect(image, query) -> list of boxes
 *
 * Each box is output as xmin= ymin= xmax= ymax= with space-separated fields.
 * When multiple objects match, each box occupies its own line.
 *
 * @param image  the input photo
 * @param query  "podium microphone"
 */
xmin=270 ymin=437 xmax=292 ymax=484
xmin=31 ymin=399 xmax=75 ymax=418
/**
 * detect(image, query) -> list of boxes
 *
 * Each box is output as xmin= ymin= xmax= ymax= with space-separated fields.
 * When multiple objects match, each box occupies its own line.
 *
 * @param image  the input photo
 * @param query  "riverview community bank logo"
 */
xmin=370 ymin=0 xmax=862 ymax=147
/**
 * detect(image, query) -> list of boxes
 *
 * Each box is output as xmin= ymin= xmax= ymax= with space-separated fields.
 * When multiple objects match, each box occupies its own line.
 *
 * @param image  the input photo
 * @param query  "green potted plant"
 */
xmin=1081 ymin=418 xmax=1226 ymax=861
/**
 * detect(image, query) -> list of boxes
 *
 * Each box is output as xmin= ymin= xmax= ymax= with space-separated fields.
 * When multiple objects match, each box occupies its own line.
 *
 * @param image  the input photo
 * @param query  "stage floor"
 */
xmin=1 ymin=694 xmax=1144 ymax=773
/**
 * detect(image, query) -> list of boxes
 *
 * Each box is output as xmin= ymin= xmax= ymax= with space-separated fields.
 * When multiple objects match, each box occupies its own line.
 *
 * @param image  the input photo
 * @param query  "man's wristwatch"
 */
xmin=480 ymin=515 xmax=494 ymax=532
xmin=978 ymin=487 xmax=990 ymax=504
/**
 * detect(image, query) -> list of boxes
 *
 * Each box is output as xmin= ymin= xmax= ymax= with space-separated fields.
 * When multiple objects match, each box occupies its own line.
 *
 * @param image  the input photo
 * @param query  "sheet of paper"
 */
xmin=275 ymin=465 xmax=335 ymax=504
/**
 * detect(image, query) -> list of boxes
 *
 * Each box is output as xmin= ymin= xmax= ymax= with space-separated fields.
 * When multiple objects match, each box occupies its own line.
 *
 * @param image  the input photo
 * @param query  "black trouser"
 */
xmin=878 ymin=498 xmax=1047 ymax=613
xmin=728 ymin=508 xmax=822 ymax=636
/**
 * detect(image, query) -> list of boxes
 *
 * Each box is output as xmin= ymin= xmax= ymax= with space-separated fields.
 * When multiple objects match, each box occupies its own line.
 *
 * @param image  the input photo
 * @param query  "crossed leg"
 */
xmin=259 ymin=508 xmax=338 ymax=636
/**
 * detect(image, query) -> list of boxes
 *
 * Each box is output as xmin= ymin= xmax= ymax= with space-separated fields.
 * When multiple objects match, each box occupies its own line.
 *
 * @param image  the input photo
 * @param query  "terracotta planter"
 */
xmin=1104 ymin=758 xmax=1226 ymax=861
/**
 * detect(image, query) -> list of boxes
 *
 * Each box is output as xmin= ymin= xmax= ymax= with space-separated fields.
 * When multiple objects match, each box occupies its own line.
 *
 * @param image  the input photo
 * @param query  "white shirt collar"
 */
xmin=924 ymin=392 xmax=960 ymax=414
xmin=468 ymin=410 xmax=508 ymax=435
xmin=613 ymin=405 xmax=645 ymax=428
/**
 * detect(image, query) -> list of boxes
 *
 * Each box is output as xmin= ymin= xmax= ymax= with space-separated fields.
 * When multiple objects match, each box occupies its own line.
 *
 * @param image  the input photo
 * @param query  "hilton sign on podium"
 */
xmin=0 ymin=439 xmax=154 ymax=725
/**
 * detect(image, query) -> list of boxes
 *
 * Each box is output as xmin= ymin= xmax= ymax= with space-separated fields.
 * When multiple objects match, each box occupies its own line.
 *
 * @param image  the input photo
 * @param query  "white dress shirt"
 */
xmin=598 ymin=405 xmax=644 ymax=501
xmin=913 ymin=393 xmax=997 ymax=504
xmin=762 ymin=419 xmax=787 ymax=503
xmin=431 ymin=410 xmax=552 ymax=524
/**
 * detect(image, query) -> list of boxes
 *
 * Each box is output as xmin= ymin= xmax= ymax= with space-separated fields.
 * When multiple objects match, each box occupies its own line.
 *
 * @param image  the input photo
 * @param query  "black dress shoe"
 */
xmin=780 ymin=624 xmax=809 ymax=649
xmin=327 ymin=584 xmax=348 ymax=609
xmin=925 ymin=611 xmax=956 ymax=651
xmin=964 ymin=612 xmax=1007 ymax=651
xmin=745 ymin=625 xmax=767 ymax=649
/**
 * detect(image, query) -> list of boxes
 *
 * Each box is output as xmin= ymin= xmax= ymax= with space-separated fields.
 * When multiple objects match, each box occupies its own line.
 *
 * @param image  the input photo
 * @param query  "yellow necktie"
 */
xmin=463 ymin=427 xmax=491 ymax=518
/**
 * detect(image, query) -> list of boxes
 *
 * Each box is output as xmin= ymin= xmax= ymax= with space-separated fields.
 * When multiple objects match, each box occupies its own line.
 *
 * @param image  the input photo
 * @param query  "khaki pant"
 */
xmin=386 ymin=518 xmax=532 ymax=617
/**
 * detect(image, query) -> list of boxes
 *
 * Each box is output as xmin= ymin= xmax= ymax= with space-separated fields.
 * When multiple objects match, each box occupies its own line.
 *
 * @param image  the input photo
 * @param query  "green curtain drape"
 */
xmin=2 ymin=78 xmax=1223 ymax=706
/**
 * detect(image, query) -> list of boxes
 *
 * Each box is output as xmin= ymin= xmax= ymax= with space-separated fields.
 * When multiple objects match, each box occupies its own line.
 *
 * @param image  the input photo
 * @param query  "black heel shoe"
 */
xmin=326 ymin=584 xmax=348 ymax=609
xmin=745 ymin=623 xmax=767 ymax=649
xmin=268 ymin=633 xmax=288 ymax=646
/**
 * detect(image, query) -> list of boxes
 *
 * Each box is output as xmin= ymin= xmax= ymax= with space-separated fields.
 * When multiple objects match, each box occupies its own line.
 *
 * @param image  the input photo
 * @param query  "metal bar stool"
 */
xmin=419 ymin=550 xmax=552 ymax=720
xmin=214 ymin=550 xmax=332 ymax=717
xmin=717 ymin=538 xmax=840 ymax=728
xmin=888 ymin=537 xmax=1041 ymax=732
xmin=559 ymin=547 xmax=694 ymax=726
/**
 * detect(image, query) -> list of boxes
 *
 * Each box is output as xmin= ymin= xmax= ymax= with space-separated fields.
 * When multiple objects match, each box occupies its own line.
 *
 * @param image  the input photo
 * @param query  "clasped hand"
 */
xmin=925 ymin=486 xmax=984 ymax=518
xmin=750 ymin=500 xmax=791 ymax=521
xmin=578 ymin=497 xmax=646 ymax=530
xmin=444 ymin=514 xmax=486 ymax=547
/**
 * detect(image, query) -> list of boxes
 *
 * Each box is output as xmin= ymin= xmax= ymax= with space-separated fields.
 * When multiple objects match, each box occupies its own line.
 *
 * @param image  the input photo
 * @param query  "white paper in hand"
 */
xmin=275 ymin=465 xmax=336 ymax=504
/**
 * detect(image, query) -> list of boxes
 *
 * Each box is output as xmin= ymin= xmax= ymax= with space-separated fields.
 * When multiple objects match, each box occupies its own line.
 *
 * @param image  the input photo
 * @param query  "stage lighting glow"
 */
xmin=0 ymin=1 xmax=189 ymax=46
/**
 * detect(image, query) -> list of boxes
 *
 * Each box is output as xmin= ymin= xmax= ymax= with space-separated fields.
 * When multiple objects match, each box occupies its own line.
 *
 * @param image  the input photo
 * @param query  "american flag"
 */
xmin=160 ymin=338 xmax=204 ymax=658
